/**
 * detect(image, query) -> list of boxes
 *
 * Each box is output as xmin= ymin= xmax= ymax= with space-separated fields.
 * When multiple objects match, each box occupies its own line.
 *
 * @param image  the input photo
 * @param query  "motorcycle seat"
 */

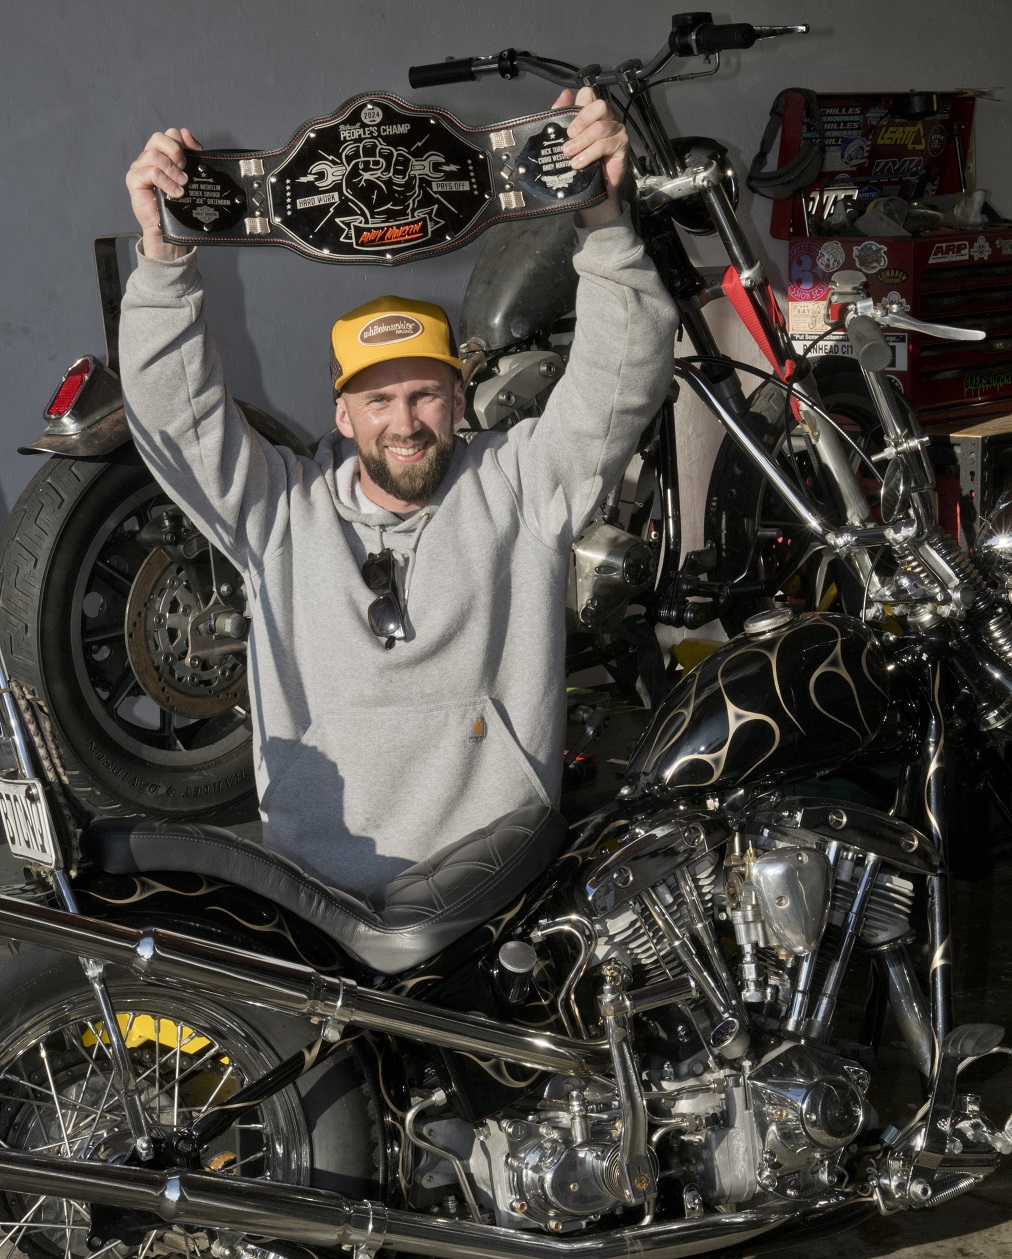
xmin=80 ymin=802 xmax=566 ymax=975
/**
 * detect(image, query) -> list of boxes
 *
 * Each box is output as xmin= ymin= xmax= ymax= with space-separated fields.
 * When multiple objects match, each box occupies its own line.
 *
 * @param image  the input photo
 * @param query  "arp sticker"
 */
xmin=788 ymin=242 xmax=830 ymax=302
xmin=929 ymin=240 xmax=970 ymax=264
xmin=854 ymin=241 xmax=888 ymax=274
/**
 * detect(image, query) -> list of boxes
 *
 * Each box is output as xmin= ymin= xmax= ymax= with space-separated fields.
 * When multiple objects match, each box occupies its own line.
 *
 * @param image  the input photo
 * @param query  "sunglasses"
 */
xmin=361 ymin=549 xmax=406 ymax=649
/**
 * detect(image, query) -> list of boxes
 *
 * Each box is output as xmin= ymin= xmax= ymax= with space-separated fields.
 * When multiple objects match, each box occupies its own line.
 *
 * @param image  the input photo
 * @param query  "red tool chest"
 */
xmin=770 ymin=91 xmax=1012 ymax=424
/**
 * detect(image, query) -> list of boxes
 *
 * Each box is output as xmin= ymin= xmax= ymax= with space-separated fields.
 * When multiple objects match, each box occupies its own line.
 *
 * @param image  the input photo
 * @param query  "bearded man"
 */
xmin=120 ymin=89 xmax=678 ymax=895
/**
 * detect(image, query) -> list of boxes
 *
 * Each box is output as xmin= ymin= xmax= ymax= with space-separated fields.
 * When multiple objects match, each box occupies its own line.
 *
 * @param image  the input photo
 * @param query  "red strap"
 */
xmin=721 ymin=265 xmax=802 ymax=422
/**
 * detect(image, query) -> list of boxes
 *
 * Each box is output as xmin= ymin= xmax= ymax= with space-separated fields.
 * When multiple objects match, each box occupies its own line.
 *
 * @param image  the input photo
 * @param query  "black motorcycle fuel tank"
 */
xmin=459 ymin=212 xmax=578 ymax=351
xmin=626 ymin=613 xmax=894 ymax=790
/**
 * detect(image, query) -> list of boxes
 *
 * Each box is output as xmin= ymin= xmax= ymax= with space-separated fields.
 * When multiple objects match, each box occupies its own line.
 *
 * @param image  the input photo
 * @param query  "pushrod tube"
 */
xmin=0 ymin=894 xmax=608 ymax=1075
xmin=872 ymin=940 xmax=932 ymax=1078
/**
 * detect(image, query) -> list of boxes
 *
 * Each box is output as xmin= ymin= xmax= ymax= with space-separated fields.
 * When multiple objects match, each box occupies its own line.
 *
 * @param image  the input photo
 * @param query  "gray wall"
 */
xmin=3 ymin=0 xmax=1010 ymax=531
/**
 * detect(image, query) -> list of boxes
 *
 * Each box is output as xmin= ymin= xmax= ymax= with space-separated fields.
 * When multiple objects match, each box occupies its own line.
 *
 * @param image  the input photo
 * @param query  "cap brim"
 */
xmin=335 ymin=350 xmax=464 ymax=392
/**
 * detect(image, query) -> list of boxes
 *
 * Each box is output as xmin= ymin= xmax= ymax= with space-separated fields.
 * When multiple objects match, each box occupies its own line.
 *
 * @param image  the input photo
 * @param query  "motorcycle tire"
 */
xmin=704 ymin=357 xmax=884 ymax=638
xmin=0 ymin=446 xmax=256 ymax=821
xmin=0 ymin=936 xmax=383 ymax=1259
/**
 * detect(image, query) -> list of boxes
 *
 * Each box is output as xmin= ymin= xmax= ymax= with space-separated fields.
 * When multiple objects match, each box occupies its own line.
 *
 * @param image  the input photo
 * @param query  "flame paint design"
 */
xmin=627 ymin=614 xmax=891 ymax=791
xmin=77 ymin=870 xmax=349 ymax=975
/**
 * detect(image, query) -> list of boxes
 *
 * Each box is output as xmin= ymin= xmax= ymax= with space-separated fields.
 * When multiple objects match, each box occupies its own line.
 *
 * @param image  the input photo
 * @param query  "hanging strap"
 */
xmin=747 ymin=87 xmax=825 ymax=201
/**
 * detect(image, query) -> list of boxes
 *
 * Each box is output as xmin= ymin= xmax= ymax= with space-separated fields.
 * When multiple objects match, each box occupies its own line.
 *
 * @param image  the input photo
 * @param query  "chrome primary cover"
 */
xmin=627 ymin=614 xmax=892 ymax=790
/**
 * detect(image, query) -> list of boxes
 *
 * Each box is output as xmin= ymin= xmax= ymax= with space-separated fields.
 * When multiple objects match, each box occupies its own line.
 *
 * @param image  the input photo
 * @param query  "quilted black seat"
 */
xmin=80 ymin=803 xmax=566 ymax=975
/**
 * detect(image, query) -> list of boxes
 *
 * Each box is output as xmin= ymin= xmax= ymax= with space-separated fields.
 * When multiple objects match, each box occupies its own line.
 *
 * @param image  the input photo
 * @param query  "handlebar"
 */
xmin=408 ymin=57 xmax=478 ymax=88
xmin=408 ymin=13 xmax=808 ymax=92
xmin=846 ymin=315 xmax=893 ymax=373
xmin=670 ymin=18 xmax=756 ymax=56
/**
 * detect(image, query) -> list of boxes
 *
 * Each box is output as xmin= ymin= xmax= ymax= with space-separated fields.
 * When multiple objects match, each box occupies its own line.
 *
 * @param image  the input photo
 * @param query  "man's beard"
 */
xmin=358 ymin=431 xmax=456 ymax=503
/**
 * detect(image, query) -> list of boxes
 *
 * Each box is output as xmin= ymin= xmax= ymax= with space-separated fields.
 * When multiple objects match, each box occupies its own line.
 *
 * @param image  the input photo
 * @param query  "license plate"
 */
xmin=0 ymin=777 xmax=60 ymax=867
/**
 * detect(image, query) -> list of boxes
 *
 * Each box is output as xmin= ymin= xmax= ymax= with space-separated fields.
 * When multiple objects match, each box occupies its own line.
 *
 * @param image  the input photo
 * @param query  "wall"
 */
xmin=2 ymin=0 xmax=1009 ymax=538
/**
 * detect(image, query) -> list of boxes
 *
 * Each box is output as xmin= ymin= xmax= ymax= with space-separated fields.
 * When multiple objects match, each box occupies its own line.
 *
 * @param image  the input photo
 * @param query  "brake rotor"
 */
xmin=125 ymin=548 xmax=248 ymax=719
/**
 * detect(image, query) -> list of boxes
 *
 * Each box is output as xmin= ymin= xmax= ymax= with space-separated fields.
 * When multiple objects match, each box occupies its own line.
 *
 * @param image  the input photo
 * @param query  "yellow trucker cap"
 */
xmin=330 ymin=296 xmax=463 ymax=394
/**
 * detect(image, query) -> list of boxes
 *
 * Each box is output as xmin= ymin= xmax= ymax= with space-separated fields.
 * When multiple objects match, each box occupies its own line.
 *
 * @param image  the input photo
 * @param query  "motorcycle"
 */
xmin=0 ymin=16 xmax=1010 ymax=1259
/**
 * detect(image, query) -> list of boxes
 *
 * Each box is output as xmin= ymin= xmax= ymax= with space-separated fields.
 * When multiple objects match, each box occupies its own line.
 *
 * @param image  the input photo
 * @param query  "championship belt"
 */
xmin=157 ymin=93 xmax=605 ymax=266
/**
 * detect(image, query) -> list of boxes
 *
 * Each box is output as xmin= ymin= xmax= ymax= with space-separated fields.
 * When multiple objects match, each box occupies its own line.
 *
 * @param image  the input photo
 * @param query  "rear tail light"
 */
xmin=46 ymin=357 xmax=95 ymax=419
xmin=41 ymin=356 xmax=122 ymax=434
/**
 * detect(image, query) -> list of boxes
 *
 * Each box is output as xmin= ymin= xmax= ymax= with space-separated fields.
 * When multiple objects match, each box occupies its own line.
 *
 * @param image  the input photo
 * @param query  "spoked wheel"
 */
xmin=0 ymin=946 xmax=382 ymax=1259
xmin=0 ymin=447 xmax=255 ymax=819
xmin=705 ymin=358 xmax=885 ymax=637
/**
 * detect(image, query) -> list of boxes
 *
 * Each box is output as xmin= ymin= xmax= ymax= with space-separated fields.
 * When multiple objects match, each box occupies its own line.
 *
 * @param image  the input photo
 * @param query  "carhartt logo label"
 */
xmin=929 ymin=240 xmax=969 ymax=264
xmin=358 ymin=315 xmax=424 ymax=346
xmin=468 ymin=718 xmax=487 ymax=743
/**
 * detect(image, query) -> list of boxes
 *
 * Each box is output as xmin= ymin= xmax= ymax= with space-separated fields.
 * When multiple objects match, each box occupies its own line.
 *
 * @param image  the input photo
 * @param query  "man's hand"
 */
xmin=553 ymin=87 xmax=628 ymax=226
xmin=125 ymin=127 xmax=202 ymax=261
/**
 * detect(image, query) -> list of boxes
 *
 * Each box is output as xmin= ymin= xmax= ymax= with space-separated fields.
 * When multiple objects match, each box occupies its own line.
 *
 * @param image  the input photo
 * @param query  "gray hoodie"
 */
xmin=119 ymin=213 xmax=678 ymax=895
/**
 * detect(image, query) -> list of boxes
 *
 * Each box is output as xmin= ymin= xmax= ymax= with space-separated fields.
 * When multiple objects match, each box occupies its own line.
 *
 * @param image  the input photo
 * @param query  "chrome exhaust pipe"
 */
xmin=0 ymin=1147 xmax=876 ymax=1259
xmin=0 ymin=894 xmax=607 ymax=1075
xmin=0 ymin=1148 xmax=381 ymax=1250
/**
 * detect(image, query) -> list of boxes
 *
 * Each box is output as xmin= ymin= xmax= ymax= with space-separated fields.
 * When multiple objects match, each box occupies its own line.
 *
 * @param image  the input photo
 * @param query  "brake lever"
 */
xmin=879 ymin=309 xmax=986 ymax=342
xmin=752 ymin=25 xmax=810 ymax=39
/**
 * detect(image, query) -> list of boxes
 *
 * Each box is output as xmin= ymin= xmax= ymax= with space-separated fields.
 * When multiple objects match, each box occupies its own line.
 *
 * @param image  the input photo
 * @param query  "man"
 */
xmin=120 ymin=89 xmax=678 ymax=895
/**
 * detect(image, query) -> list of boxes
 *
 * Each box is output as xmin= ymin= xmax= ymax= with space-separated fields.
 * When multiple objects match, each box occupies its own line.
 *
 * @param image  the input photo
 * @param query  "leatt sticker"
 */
xmin=929 ymin=240 xmax=970 ymax=264
xmin=270 ymin=98 xmax=492 ymax=258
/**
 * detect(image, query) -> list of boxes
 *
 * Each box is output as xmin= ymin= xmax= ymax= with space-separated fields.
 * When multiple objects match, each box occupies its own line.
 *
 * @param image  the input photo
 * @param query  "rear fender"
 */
xmin=22 ymin=396 xmax=313 ymax=459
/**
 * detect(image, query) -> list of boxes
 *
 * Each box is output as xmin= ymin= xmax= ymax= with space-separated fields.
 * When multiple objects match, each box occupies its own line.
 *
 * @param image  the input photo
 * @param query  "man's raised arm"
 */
xmin=119 ymin=128 xmax=295 ymax=572
xmin=492 ymin=91 xmax=679 ymax=551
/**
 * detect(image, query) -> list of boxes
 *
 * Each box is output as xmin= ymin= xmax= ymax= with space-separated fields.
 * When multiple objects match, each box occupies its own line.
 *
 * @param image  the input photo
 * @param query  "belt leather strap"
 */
xmin=157 ymin=93 xmax=606 ymax=266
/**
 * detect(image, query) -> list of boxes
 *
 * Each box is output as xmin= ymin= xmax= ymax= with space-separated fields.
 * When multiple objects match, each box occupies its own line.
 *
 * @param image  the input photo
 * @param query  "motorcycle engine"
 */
xmin=474 ymin=1081 xmax=631 ymax=1232
xmin=413 ymin=802 xmax=920 ymax=1231
xmin=576 ymin=804 xmax=915 ymax=1207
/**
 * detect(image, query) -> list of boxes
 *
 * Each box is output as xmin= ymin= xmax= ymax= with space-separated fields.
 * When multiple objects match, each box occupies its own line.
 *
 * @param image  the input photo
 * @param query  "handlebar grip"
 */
xmin=693 ymin=22 xmax=757 ymax=53
xmin=846 ymin=315 xmax=893 ymax=372
xmin=408 ymin=58 xmax=476 ymax=88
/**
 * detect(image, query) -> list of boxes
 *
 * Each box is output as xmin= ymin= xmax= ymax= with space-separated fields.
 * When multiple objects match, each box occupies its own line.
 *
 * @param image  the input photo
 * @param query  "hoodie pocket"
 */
xmin=260 ymin=696 xmax=551 ymax=883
